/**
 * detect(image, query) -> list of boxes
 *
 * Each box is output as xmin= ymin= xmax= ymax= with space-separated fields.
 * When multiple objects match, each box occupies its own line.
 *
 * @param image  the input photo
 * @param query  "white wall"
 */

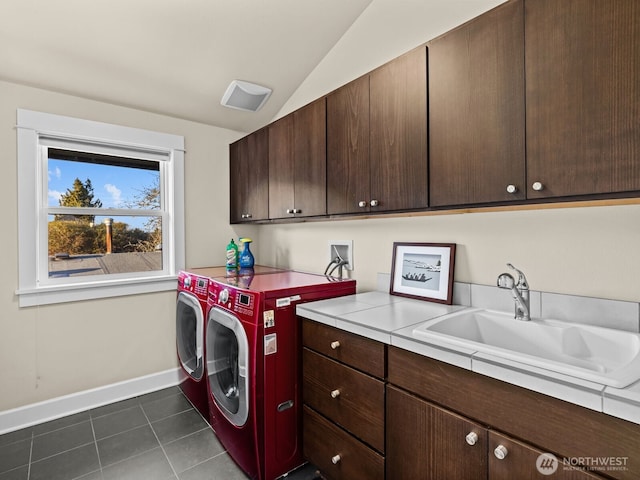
xmin=0 ymin=80 xmax=257 ymax=411
xmin=261 ymin=0 xmax=640 ymax=305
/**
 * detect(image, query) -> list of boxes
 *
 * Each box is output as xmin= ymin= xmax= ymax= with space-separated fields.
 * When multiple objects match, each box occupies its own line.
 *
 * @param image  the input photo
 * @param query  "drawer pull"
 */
xmin=330 ymin=341 xmax=341 ymax=349
xmin=465 ymin=432 xmax=478 ymax=446
xmin=330 ymin=389 xmax=341 ymax=399
xmin=494 ymin=445 xmax=509 ymax=460
xmin=331 ymin=454 xmax=341 ymax=464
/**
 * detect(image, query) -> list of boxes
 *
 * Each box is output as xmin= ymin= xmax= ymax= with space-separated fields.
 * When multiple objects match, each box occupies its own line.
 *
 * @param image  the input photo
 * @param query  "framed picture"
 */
xmin=390 ymin=242 xmax=456 ymax=304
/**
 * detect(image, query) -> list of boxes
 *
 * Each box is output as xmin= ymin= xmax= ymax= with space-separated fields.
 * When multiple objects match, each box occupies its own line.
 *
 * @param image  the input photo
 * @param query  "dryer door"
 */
xmin=206 ymin=307 xmax=249 ymax=427
xmin=176 ymin=292 xmax=204 ymax=380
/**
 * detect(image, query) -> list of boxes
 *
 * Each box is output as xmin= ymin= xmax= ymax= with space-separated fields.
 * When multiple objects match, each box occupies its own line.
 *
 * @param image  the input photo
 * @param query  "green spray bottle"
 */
xmin=225 ymin=238 xmax=239 ymax=270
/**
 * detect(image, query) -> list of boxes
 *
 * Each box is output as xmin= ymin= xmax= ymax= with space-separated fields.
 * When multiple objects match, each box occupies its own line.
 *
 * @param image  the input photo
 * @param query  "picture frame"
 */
xmin=389 ymin=242 xmax=456 ymax=304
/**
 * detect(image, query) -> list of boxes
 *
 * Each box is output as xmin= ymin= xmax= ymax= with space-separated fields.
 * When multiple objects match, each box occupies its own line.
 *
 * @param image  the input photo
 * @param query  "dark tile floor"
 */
xmin=0 ymin=387 xmax=319 ymax=480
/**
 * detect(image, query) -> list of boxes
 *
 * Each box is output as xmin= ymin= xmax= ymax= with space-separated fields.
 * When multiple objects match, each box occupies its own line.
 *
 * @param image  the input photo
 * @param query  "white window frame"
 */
xmin=16 ymin=109 xmax=185 ymax=307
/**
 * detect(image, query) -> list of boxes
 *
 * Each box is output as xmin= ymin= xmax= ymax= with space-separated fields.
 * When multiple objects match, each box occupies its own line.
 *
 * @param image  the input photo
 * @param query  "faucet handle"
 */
xmin=507 ymin=263 xmax=528 ymax=288
xmin=497 ymin=273 xmax=515 ymax=289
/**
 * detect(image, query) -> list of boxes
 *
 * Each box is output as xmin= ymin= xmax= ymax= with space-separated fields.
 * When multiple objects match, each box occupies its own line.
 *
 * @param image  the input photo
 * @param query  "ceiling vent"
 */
xmin=221 ymin=80 xmax=272 ymax=112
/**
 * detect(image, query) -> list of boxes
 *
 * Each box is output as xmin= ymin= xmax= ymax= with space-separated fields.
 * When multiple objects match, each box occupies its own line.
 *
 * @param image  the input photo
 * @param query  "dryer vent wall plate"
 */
xmin=221 ymin=80 xmax=272 ymax=112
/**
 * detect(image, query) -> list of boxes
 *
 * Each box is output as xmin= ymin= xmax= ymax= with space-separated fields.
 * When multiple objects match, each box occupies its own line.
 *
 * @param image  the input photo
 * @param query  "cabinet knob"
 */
xmin=465 ymin=432 xmax=479 ymax=446
xmin=241 ymin=213 xmax=252 ymax=219
xmin=286 ymin=208 xmax=294 ymax=214
xmin=331 ymin=454 xmax=341 ymax=464
xmin=494 ymin=445 xmax=509 ymax=460
xmin=506 ymin=184 xmax=518 ymax=194
xmin=330 ymin=389 xmax=341 ymax=398
xmin=358 ymin=201 xmax=367 ymax=208
xmin=370 ymin=199 xmax=379 ymax=207
xmin=532 ymin=181 xmax=544 ymax=191
xmin=330 ymin=341 xmax=341 ymax=349
xmin=293 ymin=208 xmax=301 ymax=214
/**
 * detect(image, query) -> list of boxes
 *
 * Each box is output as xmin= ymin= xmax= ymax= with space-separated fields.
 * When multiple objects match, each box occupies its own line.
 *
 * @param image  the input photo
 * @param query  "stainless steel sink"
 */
xmin=412 ymin=308 xmax=640 ymax=387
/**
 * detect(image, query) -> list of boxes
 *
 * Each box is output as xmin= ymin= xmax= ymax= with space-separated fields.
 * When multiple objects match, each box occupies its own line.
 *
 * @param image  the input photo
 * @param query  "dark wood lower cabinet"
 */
xmin=387 ymin=386 xmax=605 ymax=480
xmin=303 ymin=406 xmax=384 ymax=480
xmin=301 ymin=324 xmax=636 ymax=480
xmin=489 ymin=431 xmax=603 ymax=480
xmin=387 ymin=385 xmax=487 ymax=480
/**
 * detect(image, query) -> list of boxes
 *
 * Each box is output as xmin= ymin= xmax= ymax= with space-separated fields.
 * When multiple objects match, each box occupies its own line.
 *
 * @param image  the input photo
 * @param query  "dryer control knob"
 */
xmin=183 ymin=276 xmax=191 ymax=287
xmin=219 ymin=289 xmax=229 ymax=304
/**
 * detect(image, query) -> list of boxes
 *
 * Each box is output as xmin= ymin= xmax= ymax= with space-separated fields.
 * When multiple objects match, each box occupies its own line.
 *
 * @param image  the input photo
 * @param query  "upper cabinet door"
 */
xmin=268 ymin=98 xmax=327 ymax=219
xmin=268 ymin=114 xmax=295 ymax=219
xmin=229 ymin=127 xmax=269 ymax=223
xmin=526 ymin=0 xmax=640 ymax=198
xmin=429 ymin=0 xmax=526 ymax=207
xmin=327 ymin=76 xmax=370 ymax=215
xmin=294 ymin=98 xmax=327 ymax=217
xmin=370 ymin=47 xmax=428 ymax=212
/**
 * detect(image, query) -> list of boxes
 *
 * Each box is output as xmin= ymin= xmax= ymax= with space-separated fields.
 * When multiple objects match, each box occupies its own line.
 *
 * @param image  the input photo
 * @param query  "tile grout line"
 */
xmin=141 ymin=402 xmax=180 ymax=480
xmin=26 ymin=429 xmax=34 ymax=480
xmin=88 ymin=412 xmax=104 ymax=478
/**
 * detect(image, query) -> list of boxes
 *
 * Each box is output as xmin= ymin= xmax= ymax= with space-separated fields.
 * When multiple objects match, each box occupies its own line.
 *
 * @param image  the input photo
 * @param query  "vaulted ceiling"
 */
xmin=1 ymin=1 xmax=504 ymax=133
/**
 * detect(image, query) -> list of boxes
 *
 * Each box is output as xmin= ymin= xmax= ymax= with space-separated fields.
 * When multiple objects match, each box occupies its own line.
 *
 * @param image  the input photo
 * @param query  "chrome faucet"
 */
xmin=497 ymin=263 xmax=530 ymax=321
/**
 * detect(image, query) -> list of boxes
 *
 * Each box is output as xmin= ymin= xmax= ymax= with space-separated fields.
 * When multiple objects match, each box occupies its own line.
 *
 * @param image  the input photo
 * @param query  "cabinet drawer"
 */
xmin=304 ymin=406 xmax=384 ymax=480
xmin=303 ymin=348 xmax=385 ymax=452
xmin=301 ymin=318 xmax=385 ymax=378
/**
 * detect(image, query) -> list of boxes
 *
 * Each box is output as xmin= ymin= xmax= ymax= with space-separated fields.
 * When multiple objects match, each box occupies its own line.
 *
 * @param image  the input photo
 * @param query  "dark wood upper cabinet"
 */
xmin=232 ymin=0 xmax=640 ymax=222
xmin=268 ymin=98 xmax=326 ymax=219
xmin=327 ymin=75 xmax=370 ymax=215
xmin=229 ymin=127 xmax=269 ymax=223
xmin=429 ymin=0 xmax=526 ymax=207
xmin=370 ymin=47 xmax=428 ymax=212
xmin=525 ymin=0 xmax=640 ymax=199
xmin=268 ymin=114 xmax=295 ymax=219
xmin=293 ymin=98 xmax=326 ymax=217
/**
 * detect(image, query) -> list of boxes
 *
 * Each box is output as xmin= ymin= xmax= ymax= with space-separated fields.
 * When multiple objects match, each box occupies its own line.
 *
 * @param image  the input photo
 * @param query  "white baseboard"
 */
xmin=0 ymin=367 xmax=183 ymax=435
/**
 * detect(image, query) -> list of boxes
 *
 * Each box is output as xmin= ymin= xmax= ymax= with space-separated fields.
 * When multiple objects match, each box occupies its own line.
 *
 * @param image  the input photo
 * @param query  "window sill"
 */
xmin=16 ymin=275 xmax=178 ymax=307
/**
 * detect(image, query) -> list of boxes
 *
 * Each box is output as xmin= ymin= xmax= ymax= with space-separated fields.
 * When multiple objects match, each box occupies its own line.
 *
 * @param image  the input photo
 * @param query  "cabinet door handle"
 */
xmin=242 ymin=213 xmax=252 ymax=219
xmin=330 ymin=389 xmax=341 ymax=398
xmin=330 ymin=341 xmax=340 ymax=349
xmin=494 ymin=445 xmax=509 ymax=460
xmin=358 ymin=201 xmax=367 ymax=208
xmin=370 ymin=199 xmax=379 ymax=207
xmin=293 ymin=208 xmax=301 ymax=214
xmin=506 ymin=184 xmax=518 ymax=194
xmin=465 ymin=432 xmax=479 ymax=446
xmin=532 ymin=181 xmax=544 ymax=191
xmin=331 ymin=454 xmax=341 ymax=464
xmin=286 ymin=208 xmax=294 ymax=214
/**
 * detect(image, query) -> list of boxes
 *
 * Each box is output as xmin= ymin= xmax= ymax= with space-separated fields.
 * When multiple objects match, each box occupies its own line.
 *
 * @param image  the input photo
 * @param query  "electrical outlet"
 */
xmin=328 ymin=240 xmax=353 ymax=271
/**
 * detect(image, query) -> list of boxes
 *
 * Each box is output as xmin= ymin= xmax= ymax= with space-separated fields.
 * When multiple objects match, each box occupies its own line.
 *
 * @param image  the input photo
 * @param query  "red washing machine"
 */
xmin=176 ymin=266 xmax=288 ymax=419
xmin=205 ymin=271 xmax=356 ymax=480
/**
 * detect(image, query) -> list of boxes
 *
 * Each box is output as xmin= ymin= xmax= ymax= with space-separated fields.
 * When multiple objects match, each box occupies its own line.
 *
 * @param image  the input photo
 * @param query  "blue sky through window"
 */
xmin=48 ymin=158 xmax=160 ymax=230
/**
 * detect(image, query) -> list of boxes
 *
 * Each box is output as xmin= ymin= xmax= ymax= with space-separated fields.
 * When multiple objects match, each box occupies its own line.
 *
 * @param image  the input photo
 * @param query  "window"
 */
xmin=16 ymin=109 xmax=185 ymax=306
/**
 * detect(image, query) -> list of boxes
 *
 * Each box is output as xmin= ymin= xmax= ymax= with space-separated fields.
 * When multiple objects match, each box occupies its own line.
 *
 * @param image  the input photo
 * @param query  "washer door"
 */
xmin=176 ymin=292 xmax=204 ymax=381
xmin=206 ymin=307 xmax=249 ymax=427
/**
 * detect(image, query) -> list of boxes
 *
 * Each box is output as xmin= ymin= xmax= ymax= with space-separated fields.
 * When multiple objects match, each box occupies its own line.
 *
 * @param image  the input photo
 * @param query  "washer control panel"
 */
xmin=211 ymin=282 xmax=256 ymax=319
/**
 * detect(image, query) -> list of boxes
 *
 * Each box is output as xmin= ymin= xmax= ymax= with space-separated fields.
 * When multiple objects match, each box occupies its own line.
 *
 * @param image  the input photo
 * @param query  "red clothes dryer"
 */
xmin=205 ymin=271 xmax=356 ymax=480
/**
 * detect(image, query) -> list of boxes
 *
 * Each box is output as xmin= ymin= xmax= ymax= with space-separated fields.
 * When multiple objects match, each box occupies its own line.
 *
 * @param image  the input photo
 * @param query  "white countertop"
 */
xmin=297 ymin=292 xmax=640 ymax=425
